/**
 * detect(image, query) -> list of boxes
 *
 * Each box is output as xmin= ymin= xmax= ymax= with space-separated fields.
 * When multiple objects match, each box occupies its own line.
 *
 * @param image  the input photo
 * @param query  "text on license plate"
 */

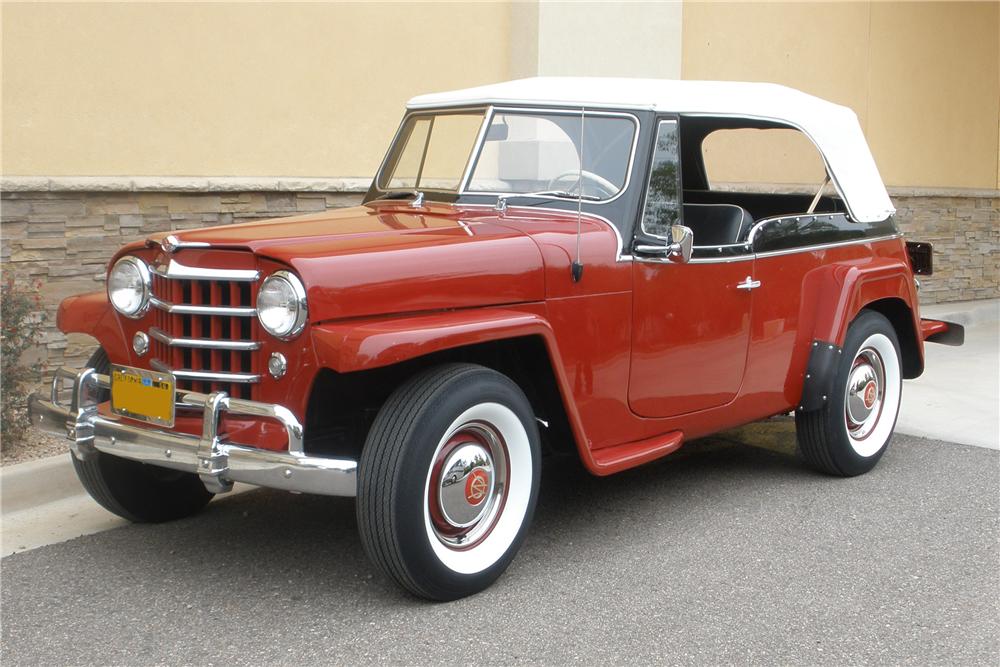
xmin=110 ymin=365 xmax=176 ymax=427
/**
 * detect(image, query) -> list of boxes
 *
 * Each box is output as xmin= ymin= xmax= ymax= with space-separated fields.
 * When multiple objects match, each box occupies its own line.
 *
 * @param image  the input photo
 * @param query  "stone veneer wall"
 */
xmin=890 ymin=192 xmax=998 ymax=303
xmin=0 ymin=185 xmax=997 ymax=378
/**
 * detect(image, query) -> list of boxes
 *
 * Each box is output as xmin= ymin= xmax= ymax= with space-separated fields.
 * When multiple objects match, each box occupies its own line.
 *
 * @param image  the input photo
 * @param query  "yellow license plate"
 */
xmin=110 ymin=365 xmax=176 ymax=427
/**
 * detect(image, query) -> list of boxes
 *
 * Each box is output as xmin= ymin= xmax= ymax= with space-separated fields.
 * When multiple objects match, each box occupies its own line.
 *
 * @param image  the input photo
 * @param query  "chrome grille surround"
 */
xmin=147 ymin=256 xmax=261 ymax=399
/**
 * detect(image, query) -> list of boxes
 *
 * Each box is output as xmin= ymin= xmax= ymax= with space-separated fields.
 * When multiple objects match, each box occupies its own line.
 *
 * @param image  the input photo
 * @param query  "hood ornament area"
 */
xmin=148 ymin=234 xmax=210 ymax=254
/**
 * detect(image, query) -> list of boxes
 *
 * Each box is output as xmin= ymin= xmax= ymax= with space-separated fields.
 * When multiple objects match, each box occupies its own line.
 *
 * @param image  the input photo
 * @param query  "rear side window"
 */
xmin=702 ymin=128 xmax=826 ymax=191
xmin=640 ymin=120 xmax=681 ymax=238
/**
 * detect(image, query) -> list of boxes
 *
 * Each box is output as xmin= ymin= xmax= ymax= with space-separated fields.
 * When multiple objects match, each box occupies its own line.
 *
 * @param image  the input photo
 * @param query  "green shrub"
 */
xmin=1 ymin=278 xmax=44 ymax=451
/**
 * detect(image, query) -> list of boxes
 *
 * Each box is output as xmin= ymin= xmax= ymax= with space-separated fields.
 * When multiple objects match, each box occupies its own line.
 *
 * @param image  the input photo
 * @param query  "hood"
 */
xmin=146 ymin=203 xmax=546 ymax=323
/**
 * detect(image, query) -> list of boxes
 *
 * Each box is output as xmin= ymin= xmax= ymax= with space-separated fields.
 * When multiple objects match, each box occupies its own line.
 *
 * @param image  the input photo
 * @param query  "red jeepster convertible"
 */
xmin=31 ymin=78 xmax=963 ymax=599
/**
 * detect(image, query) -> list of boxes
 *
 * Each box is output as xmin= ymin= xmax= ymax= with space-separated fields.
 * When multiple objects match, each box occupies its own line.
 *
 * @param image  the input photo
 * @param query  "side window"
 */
xmin=701 ymin=128 xmax=825 ymax=191
xmin=640 ymin=120 xmax=681 ymax=238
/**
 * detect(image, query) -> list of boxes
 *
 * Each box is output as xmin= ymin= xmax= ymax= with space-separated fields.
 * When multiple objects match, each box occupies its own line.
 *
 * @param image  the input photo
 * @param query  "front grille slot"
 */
xmin=150 ymin=270 xmax=260 ymax=400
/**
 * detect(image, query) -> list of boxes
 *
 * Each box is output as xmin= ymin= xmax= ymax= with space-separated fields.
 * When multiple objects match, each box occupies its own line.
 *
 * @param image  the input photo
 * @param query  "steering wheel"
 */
xmin=547 ymin=170 xmax=618 ymax=198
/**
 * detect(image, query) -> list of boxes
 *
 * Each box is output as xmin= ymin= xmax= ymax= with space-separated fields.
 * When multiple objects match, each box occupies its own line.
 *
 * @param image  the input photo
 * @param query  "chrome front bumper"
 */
xmin=28 ymin=367 xmax=357 ymax=497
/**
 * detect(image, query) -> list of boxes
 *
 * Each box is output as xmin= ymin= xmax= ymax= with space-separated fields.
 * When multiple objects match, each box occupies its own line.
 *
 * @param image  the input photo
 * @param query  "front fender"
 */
xmin=312 ymin=306 xmax=556 ymax=373
xmin=310 ymin=306 xmax=602 ymax=474
xmin=57 ymin=291 xmax=128 ymax=359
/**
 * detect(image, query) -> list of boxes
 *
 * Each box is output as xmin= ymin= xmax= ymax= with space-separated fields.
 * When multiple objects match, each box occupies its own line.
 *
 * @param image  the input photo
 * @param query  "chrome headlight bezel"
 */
xmin=108 ymin=256 xmax=151 ymax=319
xmin=256 ymin=270 xmax=308 ymax=340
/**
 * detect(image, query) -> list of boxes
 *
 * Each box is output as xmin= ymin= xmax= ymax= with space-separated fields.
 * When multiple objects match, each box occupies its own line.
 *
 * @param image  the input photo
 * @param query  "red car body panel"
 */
xmin=57 ymin=200 xmax=929 ymax=472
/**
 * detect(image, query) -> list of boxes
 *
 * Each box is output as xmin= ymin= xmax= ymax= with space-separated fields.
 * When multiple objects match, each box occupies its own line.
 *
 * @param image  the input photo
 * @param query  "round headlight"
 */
xmin=108 ymin=256 xmax=150 ymax=318
xmin=256 ymin=271 xmax=307 ymax=339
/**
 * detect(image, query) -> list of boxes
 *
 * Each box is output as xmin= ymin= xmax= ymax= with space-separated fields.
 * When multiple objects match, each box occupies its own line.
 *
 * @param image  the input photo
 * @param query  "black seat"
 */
xmin=681 ymin=203 xmax=753 ymax=246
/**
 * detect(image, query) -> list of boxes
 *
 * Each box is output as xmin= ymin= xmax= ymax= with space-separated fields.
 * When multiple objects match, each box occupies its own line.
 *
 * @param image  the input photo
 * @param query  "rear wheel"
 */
xmin=71 ymin=348 xmax=214 ymax=522
xmin=796 ymin=311 xmax=903 ymax=476
xmin=357 ymin=363 xmax=541 ymax=600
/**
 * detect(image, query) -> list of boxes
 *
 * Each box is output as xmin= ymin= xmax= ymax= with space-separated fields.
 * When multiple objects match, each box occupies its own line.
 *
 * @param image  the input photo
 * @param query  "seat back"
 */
xmin=681 ymin=203 xmax=753 ymax=246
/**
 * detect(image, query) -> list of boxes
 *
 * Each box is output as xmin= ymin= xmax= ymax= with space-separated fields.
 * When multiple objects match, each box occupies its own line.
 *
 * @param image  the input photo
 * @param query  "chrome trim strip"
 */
xmin=373 ymin=105 xmax=490 ymax=195
xmin=689 ymin=254 xmax=755 ymax=264
xmin=635 ymin=254 xmax=755 ymax=265
xmin=746 ymin=213 xmax=844 ymax=246
xmin=461 ymin=107 xmax=641 ymax=207
xmin=28 ymin=368 xmax=357 ymax=497
xmin=148 ymin=327 xmax=260 ymax=351
xmin=150 ymin=296 xmax=256 ymax=317
xmin=753 ymin=234 xmax=902 ymax=259
xmin=152 ymin=257 xmax=260 ymax=282
xmin=151 ymin=359 xmax=260 ymax=384
xmin=458 ymin=106 xmax=496 ymax=192
xmin=636 ymin=233 xmax=901 ymax=264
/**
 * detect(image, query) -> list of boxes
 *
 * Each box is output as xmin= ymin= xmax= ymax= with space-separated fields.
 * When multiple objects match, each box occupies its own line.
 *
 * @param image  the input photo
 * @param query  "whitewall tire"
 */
xmin=357 ymin=363 xmax=541 ymax=600
xmin=796 ymin=310 xmax=903 ymax=476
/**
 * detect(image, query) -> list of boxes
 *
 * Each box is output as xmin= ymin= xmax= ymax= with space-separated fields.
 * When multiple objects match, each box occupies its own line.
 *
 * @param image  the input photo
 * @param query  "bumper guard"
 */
xmin=28 ymin=367 xmax=357 ymax=497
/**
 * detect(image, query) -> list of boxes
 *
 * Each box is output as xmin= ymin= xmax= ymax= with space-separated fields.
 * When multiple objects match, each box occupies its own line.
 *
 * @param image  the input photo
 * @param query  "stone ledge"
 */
xmin=1 ymin=176 xmax=371 ymax=193
xmin=4 ymin=177 xmax=997 ymax=199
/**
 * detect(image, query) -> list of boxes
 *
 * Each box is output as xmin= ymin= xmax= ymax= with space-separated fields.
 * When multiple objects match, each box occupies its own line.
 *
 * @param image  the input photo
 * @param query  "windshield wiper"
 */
xmin=372 ymin=190 xmax=420 ymax=201
xmin=372 ymin=190 xmax=426 ymax=207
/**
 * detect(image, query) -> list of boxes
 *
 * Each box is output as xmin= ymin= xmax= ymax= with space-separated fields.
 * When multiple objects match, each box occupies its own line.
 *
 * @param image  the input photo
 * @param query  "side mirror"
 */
xmin=668 ymin=225 xmax=693 ymax=263
xmin=634 ymin=225 xmax=694 ymax=262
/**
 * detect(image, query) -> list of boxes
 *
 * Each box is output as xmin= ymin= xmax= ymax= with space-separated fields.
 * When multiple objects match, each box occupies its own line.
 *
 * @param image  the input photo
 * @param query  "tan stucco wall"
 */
xmin=4 ymin=2 xmax=997 ymax=190
xmin=1 ymin=2 xmax=512 ymax=178
xmin=682 ymin=1 xmax=1000 ymax=190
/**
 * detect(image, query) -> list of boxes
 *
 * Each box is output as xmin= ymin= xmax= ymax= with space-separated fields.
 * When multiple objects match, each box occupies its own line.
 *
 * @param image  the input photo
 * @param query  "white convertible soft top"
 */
xmin=409 ymin=77 xmax=895 ymax=223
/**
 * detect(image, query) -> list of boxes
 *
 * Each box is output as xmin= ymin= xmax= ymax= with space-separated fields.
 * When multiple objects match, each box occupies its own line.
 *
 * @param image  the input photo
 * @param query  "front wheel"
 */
xmin=796 ymin=310 xmax=903 ymax=476
xmin=357 ymin=363 xmax=541 ymax=600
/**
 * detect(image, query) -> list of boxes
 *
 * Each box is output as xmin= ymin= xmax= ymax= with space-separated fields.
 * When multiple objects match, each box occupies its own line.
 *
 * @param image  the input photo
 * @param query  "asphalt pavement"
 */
xmin=2 ymin=426 xmax=997 ymax=665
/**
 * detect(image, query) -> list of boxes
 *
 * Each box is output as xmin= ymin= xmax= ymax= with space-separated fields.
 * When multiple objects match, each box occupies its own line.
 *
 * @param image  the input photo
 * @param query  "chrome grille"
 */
xmin=148 ymin=257 xmax=261 ymax=399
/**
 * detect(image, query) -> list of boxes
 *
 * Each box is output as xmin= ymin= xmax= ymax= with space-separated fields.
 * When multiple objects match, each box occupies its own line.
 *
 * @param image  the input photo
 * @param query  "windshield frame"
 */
xmin=371 ymin=105 xmax=641 ymax=207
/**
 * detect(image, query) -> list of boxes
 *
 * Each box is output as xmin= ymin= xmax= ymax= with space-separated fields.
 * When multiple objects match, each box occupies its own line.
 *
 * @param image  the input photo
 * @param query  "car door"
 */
xmin=627 ymin=118 xmax=755 ymax=418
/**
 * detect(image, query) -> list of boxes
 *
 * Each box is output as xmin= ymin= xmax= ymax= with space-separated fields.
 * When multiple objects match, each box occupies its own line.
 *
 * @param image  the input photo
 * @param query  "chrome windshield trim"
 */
xmin=152 ymin=257 xmax=260 ymax=282
xmin=458 ymin=106 xmax=496 ymax=193
xmin=373 ymin=105 xmax=490 ymax=195
xmin=148 ymin=327 xmax=260 ymax=351
xmin=151 ymin=359 xmax=260 ymax=384
xmin=150 ymin=296 xmax=256 ymax=317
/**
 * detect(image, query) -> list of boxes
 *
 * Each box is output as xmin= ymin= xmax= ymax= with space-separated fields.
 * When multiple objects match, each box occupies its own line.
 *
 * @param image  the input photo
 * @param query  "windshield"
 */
xmin=377 ymin=109 xmax=636 ymax=201
xmin=377 ymin=112 xmax=485 ymax=191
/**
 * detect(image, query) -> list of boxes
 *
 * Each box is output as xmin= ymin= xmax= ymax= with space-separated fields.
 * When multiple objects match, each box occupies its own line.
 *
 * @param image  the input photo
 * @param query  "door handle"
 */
xmin=736 ymin=276 xmax=761 ymax=291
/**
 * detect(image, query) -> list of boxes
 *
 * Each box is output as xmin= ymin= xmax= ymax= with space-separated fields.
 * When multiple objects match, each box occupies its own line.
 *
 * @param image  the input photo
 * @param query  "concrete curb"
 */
xmin=1 ymin=454 xmax=84 ymax=514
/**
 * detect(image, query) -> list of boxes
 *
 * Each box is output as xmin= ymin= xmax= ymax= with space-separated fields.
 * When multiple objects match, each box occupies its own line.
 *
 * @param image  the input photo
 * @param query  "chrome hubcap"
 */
xmin=429 ymin=422 xmax=508 ymax=548
xmin=438 ymin=443 xmax=495 ymax=527
xmin=845 ymin=348 xmax=885 ymax=440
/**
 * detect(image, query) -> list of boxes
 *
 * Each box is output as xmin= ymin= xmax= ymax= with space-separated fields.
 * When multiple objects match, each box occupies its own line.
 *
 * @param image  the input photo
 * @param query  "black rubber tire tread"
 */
xmin=357 ymin=362 xmax=539 ymax=600
xmin=71 ymin=348 xmax=214 ymax=523
xmin=795 ymin=310 xmax=901 ymax=477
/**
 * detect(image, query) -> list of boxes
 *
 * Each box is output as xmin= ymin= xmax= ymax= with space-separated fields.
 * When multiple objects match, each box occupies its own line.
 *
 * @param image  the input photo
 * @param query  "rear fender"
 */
xmin=791 ymin=258 xmax=922 ymax=408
